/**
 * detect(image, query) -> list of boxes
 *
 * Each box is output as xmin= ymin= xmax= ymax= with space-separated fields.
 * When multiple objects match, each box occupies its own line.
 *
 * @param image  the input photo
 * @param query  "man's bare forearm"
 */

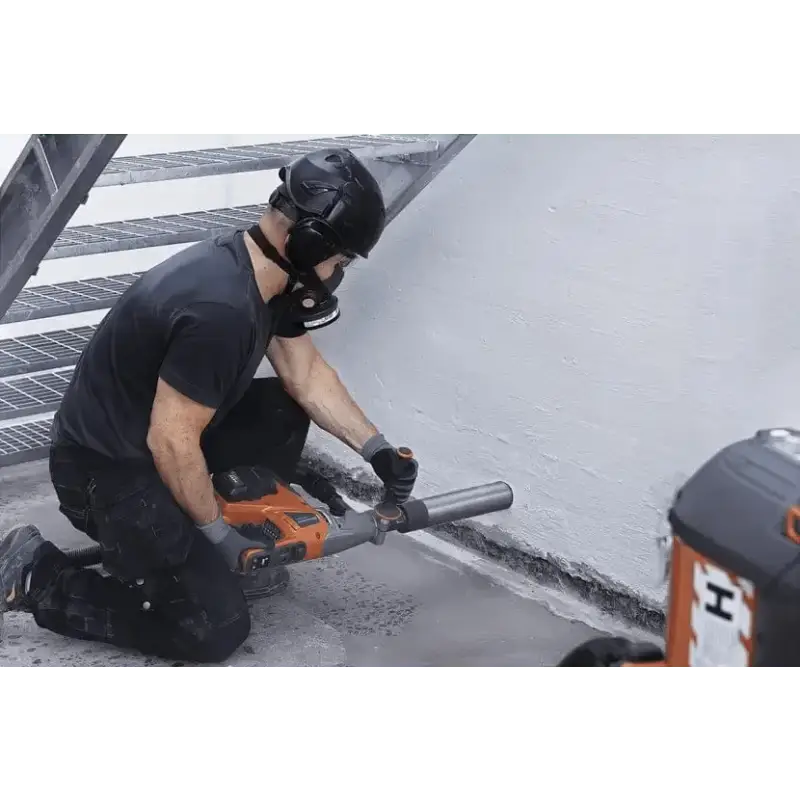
xmin=288 ymin=357 xmax=378 ymax=453
xmin=148 ymin=435 xmax=220 ymax=525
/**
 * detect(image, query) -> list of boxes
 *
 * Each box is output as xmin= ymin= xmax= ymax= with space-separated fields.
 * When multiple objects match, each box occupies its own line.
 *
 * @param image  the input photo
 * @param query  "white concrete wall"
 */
xmin=309 ymin=135 xmax=800 ymax=601
xmin=2 ymin=134 xmax=799 ymax=601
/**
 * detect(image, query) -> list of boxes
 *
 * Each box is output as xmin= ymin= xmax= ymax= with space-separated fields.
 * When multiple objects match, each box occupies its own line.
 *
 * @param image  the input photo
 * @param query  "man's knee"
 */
xmin=151 ymin=533 xmax=254 ymax=664
xmin=136 ymin=565 xmax=252 ymax=664
xmin=183 ymin=610 xmax=252 ymax=664
xmin=255 ymin=378 xmax=310 ymax=437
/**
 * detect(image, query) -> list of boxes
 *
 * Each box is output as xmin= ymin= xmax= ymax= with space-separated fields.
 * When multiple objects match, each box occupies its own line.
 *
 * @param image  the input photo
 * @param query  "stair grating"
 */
xmin=0 ymin=368 xmax=74 ymax=421
xmin=0 ymin=326 xmax=98 ymax=378
xmin=47 ymin=205 xmax=269 ymax=260
xmin=96 ymin=136 xmax=438 ymax=186
xmin=1 ymin=274 xmax=140 ymax=323
xmin=0 ymin=418 xmax=54 ymax=465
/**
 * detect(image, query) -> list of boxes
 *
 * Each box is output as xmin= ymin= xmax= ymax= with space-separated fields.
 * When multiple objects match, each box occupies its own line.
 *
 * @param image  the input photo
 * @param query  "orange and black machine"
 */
xmin=65 ymin=447 xmax=515 ymax=601
xmin=212 ymin=450 xmax=514 ymax=599
xmin=559 ymin=427 xmax=800 ymax=667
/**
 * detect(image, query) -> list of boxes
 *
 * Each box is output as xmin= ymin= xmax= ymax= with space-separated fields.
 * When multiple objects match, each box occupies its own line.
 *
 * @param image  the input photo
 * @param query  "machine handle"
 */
xmin=238 ymin=546 xmax=272 ymax=573
xmin=322 ymin=480 xmax=514 ymax=557
xmin=380 ymin=445 xmax=417 ymax=508
xmin=374 ymin=446 xmax=413 ymax=544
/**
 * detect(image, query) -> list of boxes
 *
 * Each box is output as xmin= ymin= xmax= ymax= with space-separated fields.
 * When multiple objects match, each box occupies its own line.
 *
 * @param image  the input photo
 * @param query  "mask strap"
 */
xmin=247 ymin=225 xmax=294 ymax=276
xmin=246 ymin=224 xmax=329 ymax=294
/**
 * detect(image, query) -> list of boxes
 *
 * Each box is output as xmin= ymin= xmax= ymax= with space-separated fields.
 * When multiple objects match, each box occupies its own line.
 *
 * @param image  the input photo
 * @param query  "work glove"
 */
xmin=198 ymin=515 xmax=270 ymax=573
xmin=362 ymin=433 xmax=418 ymax=505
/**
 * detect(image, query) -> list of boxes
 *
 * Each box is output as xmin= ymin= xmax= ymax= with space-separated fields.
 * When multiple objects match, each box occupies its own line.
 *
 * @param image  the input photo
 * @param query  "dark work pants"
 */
xmin=37 ymin=378 xmax=310 ymax=664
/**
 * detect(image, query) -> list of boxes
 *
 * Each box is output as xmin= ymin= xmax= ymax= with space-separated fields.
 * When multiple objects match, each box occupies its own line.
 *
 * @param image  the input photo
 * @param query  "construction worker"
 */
xmin=0 ymin=148 xmax=418 ymax=663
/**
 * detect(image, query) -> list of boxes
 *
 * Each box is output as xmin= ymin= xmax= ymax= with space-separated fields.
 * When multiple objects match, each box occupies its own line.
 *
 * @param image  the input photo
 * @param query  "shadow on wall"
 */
xmin=312 ymin=134 xmax=800 ymax=603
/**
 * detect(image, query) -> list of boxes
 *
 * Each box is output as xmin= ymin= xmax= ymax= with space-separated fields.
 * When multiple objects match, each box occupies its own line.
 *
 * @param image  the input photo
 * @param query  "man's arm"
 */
xmin=147 ymin=301 xmax=245 ymax=526
xmin=147 ymin=379 xmax=272 ymax=571
xmin=141 ymin=302 xmax=284 ymax=572
xmin=147 ymin=378 xmax=219 ymax=525
xmin=267 ymin=334 xmax=378 ymax=453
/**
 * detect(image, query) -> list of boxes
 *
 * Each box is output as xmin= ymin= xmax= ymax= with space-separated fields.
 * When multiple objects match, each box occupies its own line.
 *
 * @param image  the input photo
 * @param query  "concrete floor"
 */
xmin=0 ymin=459 xmax=603 ymax=667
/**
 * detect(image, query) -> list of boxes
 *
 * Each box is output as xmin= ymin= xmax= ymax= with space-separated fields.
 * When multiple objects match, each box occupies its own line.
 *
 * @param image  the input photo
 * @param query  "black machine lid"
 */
xmin=669 ymin=428 xmax=800 ymax=599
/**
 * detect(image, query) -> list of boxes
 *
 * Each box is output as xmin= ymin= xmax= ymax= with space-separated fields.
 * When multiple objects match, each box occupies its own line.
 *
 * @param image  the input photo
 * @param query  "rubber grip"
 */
xmin=240 ymin=547 xmax=270 ymax=573
xmin=397 ymin=499 xmax=429 ymax=533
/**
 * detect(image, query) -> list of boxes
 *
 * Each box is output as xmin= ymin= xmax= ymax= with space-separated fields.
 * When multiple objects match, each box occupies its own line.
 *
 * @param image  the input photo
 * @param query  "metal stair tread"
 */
xmin=0 ymin=134 xmax=475 ymax=467
xmin=1 ymin=273 xmax=141 ymax=324
xmin=48 ymin=204 xmax=270 ymax=259
xmin=0 ymin=326 xmax=98 ymax=378
xmin=0 ymin=367 xmax=74 ymax=422
xmin=97 ymin=136 xmax=438 ymax=186
xmin=0 ymin=418 xmax=54 ymax=465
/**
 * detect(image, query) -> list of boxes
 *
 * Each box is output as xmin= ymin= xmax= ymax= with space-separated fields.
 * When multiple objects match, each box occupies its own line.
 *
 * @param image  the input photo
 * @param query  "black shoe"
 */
xmin=0 ymin=524 xmax=47 ymax=612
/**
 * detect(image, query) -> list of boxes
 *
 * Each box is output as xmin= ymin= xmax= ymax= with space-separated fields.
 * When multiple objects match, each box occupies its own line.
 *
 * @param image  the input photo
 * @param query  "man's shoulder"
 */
xmin=170 ymin=298 xmax=254 ymax=332
xmin=147 ymin=230 xmax=245 ymax=287
xmin=140 ymin=233 xmax=253 ymax=314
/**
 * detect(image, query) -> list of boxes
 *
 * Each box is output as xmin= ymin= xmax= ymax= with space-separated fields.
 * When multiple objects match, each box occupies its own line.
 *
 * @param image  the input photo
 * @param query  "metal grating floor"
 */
xmin=47 ymin=204 xmax=269 ymax=260
xmin=0 ymin=326 xmax=97 ymax=378
xmin=0 ymin=368 xmax=74 ymax=421
xmin=1 ymin=274 xmax=140 ymax=324
xmin=97 ymin=136 xmax=438 ymax=187
xmin=0 ymin=418 xmax=54 ymax=465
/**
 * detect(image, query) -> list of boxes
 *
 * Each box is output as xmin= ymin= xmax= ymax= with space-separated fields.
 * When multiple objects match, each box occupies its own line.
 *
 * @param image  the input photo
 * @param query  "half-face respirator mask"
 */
xmin=247 ymin=149 xmax=387 ymax=331
xmin=247 ymin=221 xmax=346 ymax=330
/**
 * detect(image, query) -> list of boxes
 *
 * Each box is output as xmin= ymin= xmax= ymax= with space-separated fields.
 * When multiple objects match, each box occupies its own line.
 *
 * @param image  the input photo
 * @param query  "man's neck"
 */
xmin=244 ymin=219 xmax=291 ymax=302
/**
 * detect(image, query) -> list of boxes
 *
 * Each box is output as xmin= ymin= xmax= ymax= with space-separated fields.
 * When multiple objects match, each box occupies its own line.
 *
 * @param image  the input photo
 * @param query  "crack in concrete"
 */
xmin=301 ymin=445 xmax=667 ymax=636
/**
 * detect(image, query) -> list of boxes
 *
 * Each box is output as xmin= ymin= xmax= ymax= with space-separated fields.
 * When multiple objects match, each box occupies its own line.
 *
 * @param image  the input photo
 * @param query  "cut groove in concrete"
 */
xmin=299 ymin=445 xmax=667 ymax=636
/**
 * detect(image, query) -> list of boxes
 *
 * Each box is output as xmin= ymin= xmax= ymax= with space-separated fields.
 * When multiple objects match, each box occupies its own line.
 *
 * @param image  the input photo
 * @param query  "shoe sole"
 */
xmin=0 ymin=525 xmax=45 ymax=611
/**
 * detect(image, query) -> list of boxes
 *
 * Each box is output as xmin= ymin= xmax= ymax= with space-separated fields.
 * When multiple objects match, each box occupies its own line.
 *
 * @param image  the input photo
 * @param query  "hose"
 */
xmin=64 ymin=543 xmax=102 ymax=567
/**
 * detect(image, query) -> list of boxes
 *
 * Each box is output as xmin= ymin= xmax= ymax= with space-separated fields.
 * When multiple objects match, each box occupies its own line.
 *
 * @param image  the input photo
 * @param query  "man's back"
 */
xmin=53 ymin=230 xmax=273 ymax=462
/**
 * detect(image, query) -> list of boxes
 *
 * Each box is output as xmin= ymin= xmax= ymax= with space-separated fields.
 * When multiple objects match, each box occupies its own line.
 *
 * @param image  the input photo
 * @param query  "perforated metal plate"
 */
xmin=0 ymin=326 xmax=97 ymax=378
xmin=0 ymin=368 xmax=73 ymax=421
xmin=0 ymin=418 xmax=54 ymax=465
xmin=2 ymin=273 xmax=140 ymax=323
xmin=97 ymin=136 xmax=439 ymax=187
xmin=47 ymin=204 xmax=269 ymax=260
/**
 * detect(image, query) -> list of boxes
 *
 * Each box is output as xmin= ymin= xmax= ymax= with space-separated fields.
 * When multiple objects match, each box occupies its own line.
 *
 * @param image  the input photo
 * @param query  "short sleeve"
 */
xmin=159 ymin=303 xmax=250 ymax=409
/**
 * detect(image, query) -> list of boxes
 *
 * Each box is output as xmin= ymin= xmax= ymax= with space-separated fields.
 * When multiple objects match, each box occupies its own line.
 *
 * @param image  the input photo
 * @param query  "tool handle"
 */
xmin=381 ymin=446 xmax=417 ymax=507
xmin=238 ymin=546 xmax=272 ymax=573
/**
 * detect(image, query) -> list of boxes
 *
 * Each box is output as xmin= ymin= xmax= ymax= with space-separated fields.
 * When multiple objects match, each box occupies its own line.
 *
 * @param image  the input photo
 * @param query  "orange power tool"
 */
xmin=61 ymin=449 xmax=514 ymax=602
xmin=203 ymin=448 xmax=514 ymax=599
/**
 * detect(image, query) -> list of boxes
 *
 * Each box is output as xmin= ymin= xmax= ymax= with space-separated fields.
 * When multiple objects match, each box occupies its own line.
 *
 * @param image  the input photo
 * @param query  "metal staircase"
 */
xmin=0 ymin=134 xmax=475 ymax=467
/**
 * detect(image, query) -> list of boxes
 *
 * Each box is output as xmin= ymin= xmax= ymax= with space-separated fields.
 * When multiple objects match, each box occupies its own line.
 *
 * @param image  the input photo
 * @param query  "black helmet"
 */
xmin=271 ymin=148 xmax=386 ymax=262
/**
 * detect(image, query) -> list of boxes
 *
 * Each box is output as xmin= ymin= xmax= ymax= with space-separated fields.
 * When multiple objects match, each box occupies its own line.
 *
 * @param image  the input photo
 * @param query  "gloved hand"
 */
xmin=361 ymin=433 xmax=418 ymax=504
xmin=197 ymin=515 xmax=269 ymax=573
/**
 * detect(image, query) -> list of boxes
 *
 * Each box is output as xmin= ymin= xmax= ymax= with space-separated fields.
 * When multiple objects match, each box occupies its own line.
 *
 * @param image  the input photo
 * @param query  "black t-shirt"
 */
xmin=52 ymin=230 xmax=305 ymax=461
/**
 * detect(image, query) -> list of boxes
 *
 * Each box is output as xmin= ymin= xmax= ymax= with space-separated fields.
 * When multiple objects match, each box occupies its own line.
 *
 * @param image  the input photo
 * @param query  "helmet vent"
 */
xmin=300 ymin=180 xmax=337 ymax=196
